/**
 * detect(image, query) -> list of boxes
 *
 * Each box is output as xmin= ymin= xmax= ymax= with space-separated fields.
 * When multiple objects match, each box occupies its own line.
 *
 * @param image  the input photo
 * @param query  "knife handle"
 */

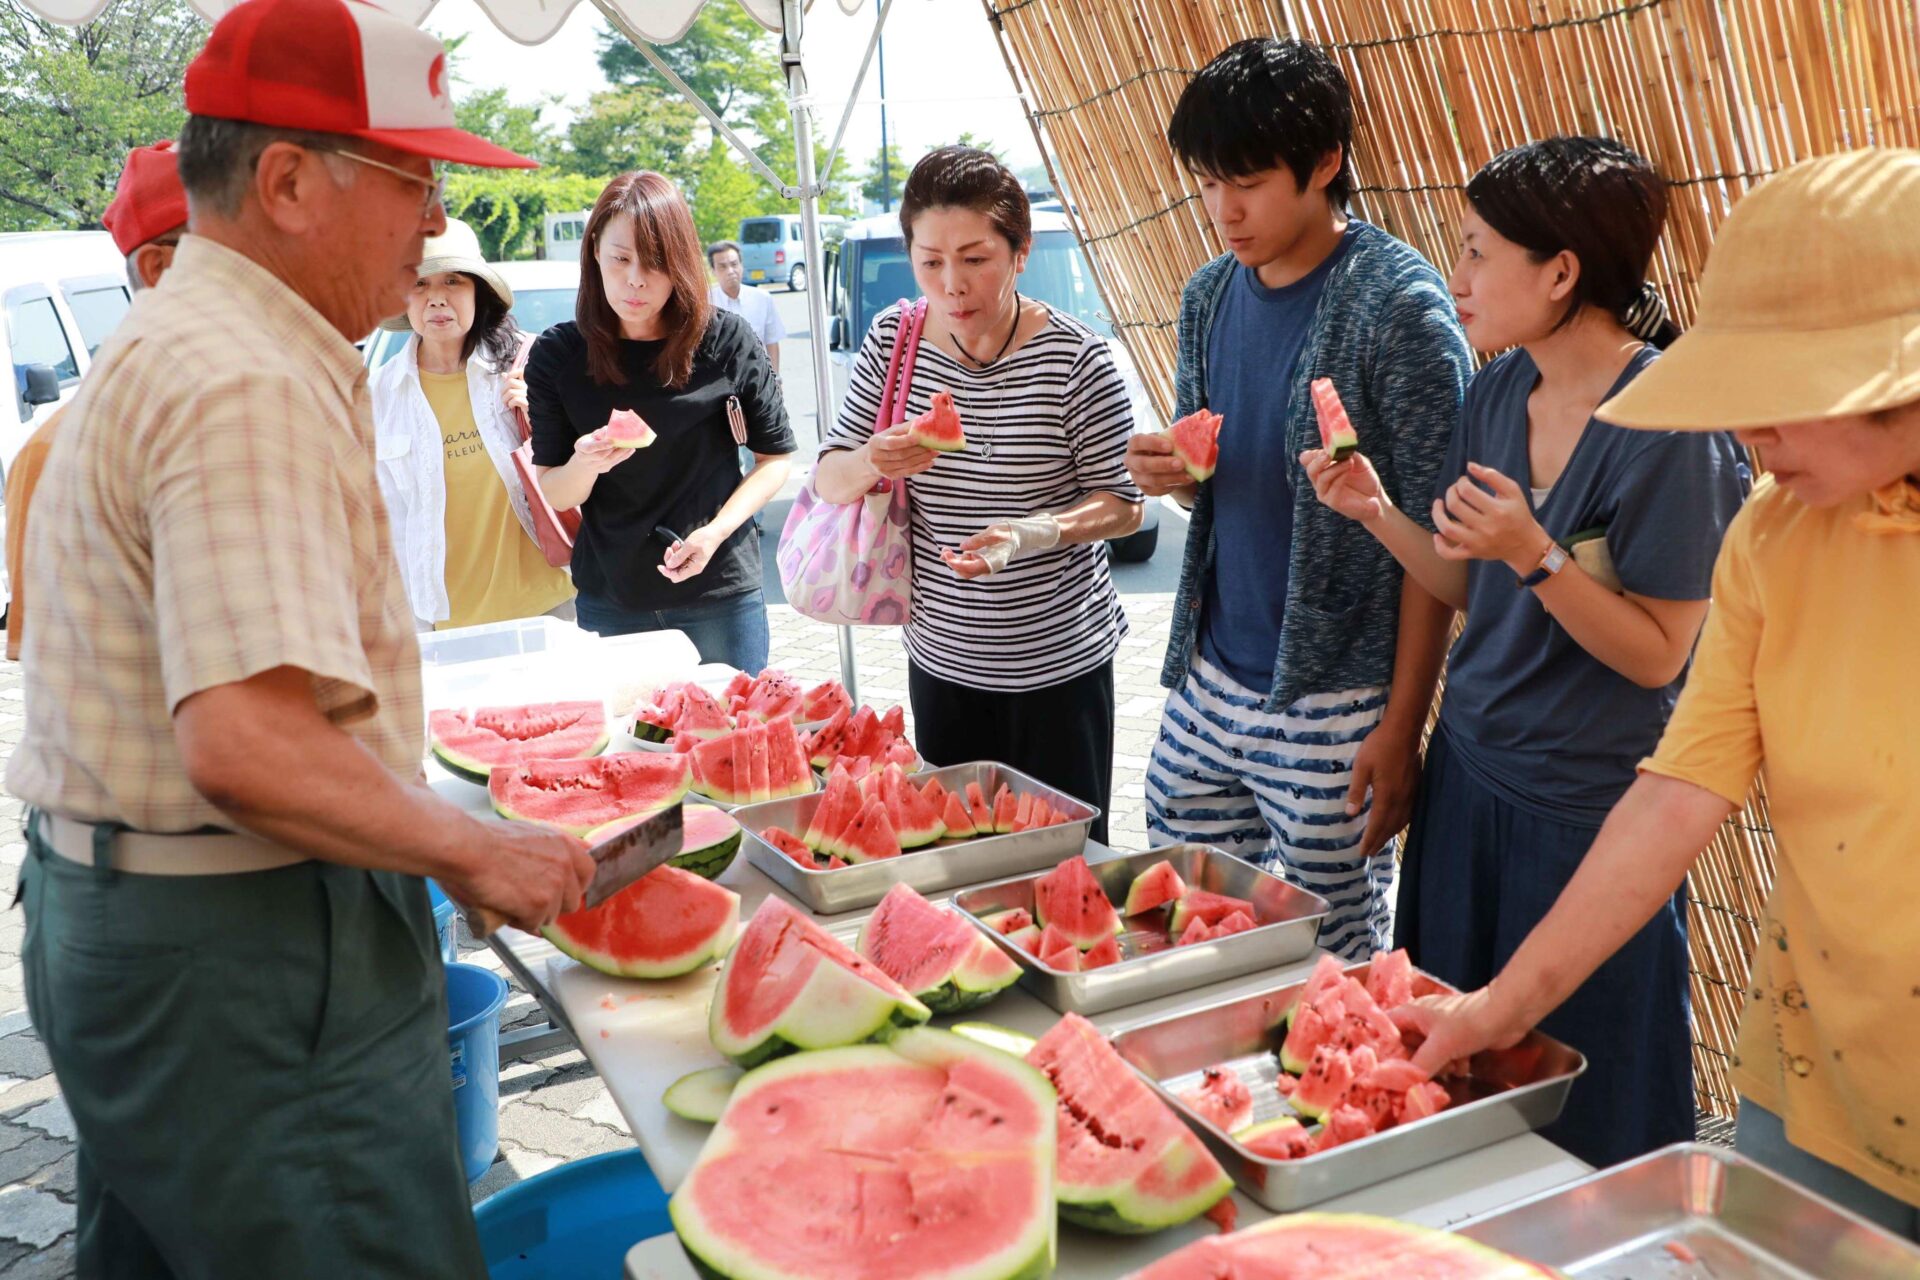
xmin=462 ymin=903 xmax=508 ymax=941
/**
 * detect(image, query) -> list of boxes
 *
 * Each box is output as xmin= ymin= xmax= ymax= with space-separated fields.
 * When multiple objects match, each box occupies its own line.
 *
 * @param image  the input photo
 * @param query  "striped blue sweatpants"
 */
xmin=1144 ymin=654 xmax=1394 ymax=959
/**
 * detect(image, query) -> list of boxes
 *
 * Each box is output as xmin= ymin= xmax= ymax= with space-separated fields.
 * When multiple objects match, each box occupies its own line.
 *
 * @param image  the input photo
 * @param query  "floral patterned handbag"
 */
xmin=777 ymin=298 xmax=926 ymax=627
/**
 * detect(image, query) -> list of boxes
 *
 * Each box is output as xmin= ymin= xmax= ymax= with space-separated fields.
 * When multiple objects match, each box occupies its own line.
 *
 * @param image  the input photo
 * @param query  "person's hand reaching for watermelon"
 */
xmin=1300 ymin=447 xmax=1392 ymax=525
xmin=659 ymin=526 xmax=724 ymax=583
xmin=864 ymin=424 xmax=940 ymax=481
xmin=941 ymin=514 xmax=1062 ymax=579
xmin=1390 ymin=985 xmax=1528 ymax=1080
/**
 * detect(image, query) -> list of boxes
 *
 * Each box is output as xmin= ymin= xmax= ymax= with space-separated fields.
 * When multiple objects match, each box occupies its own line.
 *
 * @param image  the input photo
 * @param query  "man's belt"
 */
xmin=33 ymin=810 xmax=309 ymax=876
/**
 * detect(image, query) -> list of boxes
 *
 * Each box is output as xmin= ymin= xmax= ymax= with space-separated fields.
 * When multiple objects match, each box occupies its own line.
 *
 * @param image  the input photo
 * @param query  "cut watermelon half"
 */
xmin=1031 ymin=855 xmax=1122 ymax=950
xmin=1164 ymin=409 xmax=1223 ymax=483
xmin=708 ymin=898 xmax=930 ymax=1068
xmin=1027 ymin=1013 xmax=1232 ymax=1235
xmin=428 ymin=701 xmax=608 ymax=785
xmin=488 ymin=753 xmax=691 ymax=836
xmin=542 ymin=864 xmax=737 ymax=979
xmin=671 ymin=1028 xmax=1057 ymax=1280
xmin=1311 ymin=376 xmax=1360 ymax=461
xmin=906 ymin=388 xmax=967 ymax=452
xmin=856 ymin=884 xmax=1019 ymax=1013
xmin=603 ymin=406 xmax=656 ymax=449
xmin=1129 ymin=1211 xmax=1556 ymax=1279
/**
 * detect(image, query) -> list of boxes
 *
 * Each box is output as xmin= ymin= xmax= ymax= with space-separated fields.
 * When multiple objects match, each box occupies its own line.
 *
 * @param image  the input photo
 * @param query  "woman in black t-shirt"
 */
xmin=528 ymin=171 xmax=796 ymax=670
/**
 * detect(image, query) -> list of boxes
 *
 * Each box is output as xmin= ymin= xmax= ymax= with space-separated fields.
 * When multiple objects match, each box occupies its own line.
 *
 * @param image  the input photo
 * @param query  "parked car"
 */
xmin=543 ymin=210 xmax=588 ymax=264
xmin=822 ymin=211 xmax=1162 ymax=562
xmin=361 ymin=259 xmax=582 ymax=371
xmin=2 ymin=230 xmax=134 ymax=610
xmin=737 ymin=214 xmax=847 ymax=293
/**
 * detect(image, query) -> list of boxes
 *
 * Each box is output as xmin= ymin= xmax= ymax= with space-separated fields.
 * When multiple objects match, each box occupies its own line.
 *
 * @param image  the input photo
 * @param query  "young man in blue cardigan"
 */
xmin=1127 ymin=39 xmax=1472 ymax=958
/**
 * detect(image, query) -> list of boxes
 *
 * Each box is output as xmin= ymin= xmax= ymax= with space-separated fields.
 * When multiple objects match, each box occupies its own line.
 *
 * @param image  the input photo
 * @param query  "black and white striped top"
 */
xmin=821 ymin=304 xmax=1144 ymax=693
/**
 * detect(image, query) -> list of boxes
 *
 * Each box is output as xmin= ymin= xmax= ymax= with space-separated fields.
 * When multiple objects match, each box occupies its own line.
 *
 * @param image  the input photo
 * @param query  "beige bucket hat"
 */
xmin=378 ymin=217 xmax=514 ymax=332
xmin=1599 ymin=147 xmax=1920 ymax=432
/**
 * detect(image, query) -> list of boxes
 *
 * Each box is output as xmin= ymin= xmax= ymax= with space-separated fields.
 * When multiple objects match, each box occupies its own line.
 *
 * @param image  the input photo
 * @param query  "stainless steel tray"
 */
xmin=950 ymin=844 xmax=1328 ymax=1015
xmin=731 ymin=761 xmax=1096 ymax=915
xmin=1108 ymin=959 xmax=1586 ymax=1211
xmin=1458 ymin=1143 xmax=1920 ymax=1278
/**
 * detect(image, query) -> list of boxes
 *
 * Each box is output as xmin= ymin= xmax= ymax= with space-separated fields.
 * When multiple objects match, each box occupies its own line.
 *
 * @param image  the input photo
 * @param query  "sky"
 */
xmin=425 ymin=0 xmax=1046 ymax=188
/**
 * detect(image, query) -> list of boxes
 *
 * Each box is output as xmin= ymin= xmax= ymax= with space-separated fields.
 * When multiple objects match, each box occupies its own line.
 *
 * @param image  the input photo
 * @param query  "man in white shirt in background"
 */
xmin=708 ymin=239 xmax=785 ymax=374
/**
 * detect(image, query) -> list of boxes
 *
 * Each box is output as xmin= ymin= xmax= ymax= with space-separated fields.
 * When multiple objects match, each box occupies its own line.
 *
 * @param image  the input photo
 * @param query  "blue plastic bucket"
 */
xmin=445 ymin=962 xmax=508 ymax=1183
xmin=427 ymin=880 xmax=459 ymax=963
xmin=474 ymin=1149 xmax=673 ymax=1278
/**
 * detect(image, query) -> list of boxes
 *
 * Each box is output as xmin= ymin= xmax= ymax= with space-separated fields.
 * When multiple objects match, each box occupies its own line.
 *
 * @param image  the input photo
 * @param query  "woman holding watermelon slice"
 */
xmin=811 ymin=148 xmax=1146 ymax=842
xmin=1393 ymin=149 xmax=1920 ymax=1238
xmin=1303 ymin=137 xmax=1751 ymax=1168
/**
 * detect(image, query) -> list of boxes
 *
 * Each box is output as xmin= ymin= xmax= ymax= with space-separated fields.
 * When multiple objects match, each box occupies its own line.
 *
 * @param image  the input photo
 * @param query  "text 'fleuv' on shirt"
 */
xmin=821 ymin=304 xmax=1144 ymax=693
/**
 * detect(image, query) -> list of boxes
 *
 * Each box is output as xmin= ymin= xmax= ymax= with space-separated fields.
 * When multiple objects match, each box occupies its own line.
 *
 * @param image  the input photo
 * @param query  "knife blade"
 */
xmin=581 ymin=803 xmax=684 ymax=909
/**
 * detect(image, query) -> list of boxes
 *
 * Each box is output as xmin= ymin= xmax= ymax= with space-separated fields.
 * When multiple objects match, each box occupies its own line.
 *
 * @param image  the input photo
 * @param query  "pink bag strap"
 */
xmin=507 ymin=330 xmax=538 ymax=446
xmin=874 ymin=298 xmax=928 ymax=431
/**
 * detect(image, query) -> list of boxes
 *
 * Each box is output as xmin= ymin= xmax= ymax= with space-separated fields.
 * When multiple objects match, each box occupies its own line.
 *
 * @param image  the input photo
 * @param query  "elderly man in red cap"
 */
xmin=4 ymin=141 xmax=188 ymax=662
xmin=6 ymin=0 xmax=595 ymax=1274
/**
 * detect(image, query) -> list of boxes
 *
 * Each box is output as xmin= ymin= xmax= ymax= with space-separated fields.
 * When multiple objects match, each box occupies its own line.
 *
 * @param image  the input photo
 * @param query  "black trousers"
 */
xmin=908 ymin=659 xmax=1115 ymax=847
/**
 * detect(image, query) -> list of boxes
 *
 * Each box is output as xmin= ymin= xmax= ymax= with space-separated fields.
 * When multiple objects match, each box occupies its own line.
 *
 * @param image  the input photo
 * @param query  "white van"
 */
xmin=543 ymin=210 xmax=589 ymax=264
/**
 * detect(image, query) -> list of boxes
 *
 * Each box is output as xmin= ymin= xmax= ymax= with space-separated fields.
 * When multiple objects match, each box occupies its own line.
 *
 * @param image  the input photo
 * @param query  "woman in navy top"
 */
xmin=1304 ymin=137 xmax=1750 ymax=1167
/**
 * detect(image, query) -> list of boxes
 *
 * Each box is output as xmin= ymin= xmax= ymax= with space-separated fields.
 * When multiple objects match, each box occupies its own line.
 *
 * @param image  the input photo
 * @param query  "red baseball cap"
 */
xmin=184 ymin=0 xmax=535 ymax=170
xmin=102 ymin=141 xmax=190 ymax=256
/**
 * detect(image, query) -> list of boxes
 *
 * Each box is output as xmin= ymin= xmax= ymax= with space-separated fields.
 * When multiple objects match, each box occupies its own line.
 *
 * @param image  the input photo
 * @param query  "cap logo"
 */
xmin=428 ymin=52 xmax=445 ymax=101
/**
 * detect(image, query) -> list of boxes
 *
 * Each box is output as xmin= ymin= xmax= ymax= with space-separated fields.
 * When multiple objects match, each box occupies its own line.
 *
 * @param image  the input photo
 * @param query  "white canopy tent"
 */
xmin=27 ymin=0 xmax=896 ymax=697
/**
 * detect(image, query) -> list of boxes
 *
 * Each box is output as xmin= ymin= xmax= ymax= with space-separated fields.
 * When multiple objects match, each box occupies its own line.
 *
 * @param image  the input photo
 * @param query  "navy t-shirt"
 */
xmin=1199 ymin=225 xmax=1359 ymax=690
xmin=1436 ymin=346 xmax=1751 ymax=823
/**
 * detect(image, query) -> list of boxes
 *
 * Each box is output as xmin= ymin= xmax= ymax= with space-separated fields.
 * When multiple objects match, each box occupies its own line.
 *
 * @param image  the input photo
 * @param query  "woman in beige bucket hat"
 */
xmin=1399 ymin=147 xmax=1920 ymax=1237
xmin=371 ymin=217 xmax=575 ymax=629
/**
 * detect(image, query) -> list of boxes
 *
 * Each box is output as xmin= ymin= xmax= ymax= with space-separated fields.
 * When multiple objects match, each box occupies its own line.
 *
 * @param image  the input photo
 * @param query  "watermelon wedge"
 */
xmin=1027 ymin=1014 xmax=1232 ymax=1235
xmin=428 ymin=701 xmax=608 ymax=785
xmin=941 ymin=792 xmax=979 ymax=840
xmin=1168 ymin=888 xmax=1257 ymax=937
xmin=799 ymin=680 xmax=852 ymax=724
xmin=857 ymin=884 xmax=1019 ymax=1013
xmin=1081 ymin=934 xmax=1122 ymax=970
xmin=1121 ymin=860 xmax=1186 ymax=917
xmin=1178 ymin=1066 xmax=1253 ymax=1133
xmin=1031 ymin=856 xmax=1122 ymax=950
xmin=1164 ymin=409 xmax=1222 ymax=483
xmin=543 ymin=864 xmax=737 ymax=979
xmin=586 ymin=804 xmax=739 ymax=881
xmin=983 ymin=907 xmax=1034 ymax=936
xmin=1311 ymin=376 xmax=1360 ymax=461
xmin=761 ymin=825 xmax=818 ymax=870
xmin=761 ymin=715 xmax=815 ymax=799
xmin=708 ymin=898 xmax=930 ymax=1068
xmin=838 ymin=798 xmax=903 ymax=862
xmin=671 ymin=1028 xmax=1057 ymax=1280
xmin=1234 ymin=1116 xmax=1315 ymax=1160
xmin=906 ymin=388 xmax=967 ymax=452
xmin=1127 ymin=1212 xmax=1557 ymax=1279
xmin=603 ymin=406 xmax=656 ymax=449
xmin=803 ymin=770 xmax=862 ymax=854
xmin=662 ymin=1065 xmax=742 ymax=1124
xmin=488 ymin=753 xmax=691 ymax=835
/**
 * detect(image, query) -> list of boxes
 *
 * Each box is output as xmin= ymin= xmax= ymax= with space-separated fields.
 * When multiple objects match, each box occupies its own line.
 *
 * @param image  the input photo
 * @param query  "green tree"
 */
xmin=563 ymin=84 xmax=700 ymax=185
xmin=861 ymin=142 xmax=906 ymax=209
xmin=444 ymin=169 xmax=608 ymax=261
xmin=0 ymin=0 xmax=202 ymax=229
xmin=685 ymin=139 xmax=773 ymax=248
xmin=596 ymin=5 xmax=783 ymax=129
xmin=453 ymin=86 xmax=562 ymax=167
xmin=952 ymin=131 xmax=1007 ymax=163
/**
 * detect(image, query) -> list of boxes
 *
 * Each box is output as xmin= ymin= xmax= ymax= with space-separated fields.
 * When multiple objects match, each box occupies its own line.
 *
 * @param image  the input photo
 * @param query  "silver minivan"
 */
xmin=737 ymin=214 xmax=846 ymax=293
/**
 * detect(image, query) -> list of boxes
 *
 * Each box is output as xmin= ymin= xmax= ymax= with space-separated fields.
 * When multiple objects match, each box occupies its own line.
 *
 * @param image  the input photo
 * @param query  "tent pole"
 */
xmin=781 ymin=0 xmax=861 ymax=705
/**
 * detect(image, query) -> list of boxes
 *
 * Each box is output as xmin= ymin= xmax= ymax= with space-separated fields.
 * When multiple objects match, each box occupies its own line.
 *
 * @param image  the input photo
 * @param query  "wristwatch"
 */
xmin=1518 ymin=539 xmax=1569 ymax=589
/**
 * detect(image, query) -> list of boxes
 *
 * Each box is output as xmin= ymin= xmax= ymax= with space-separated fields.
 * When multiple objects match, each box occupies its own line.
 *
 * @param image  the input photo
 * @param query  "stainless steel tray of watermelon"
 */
xmin=950 ymin=845 xmax=1328 ymax=1015
xmin=1107 ymin=958 xmax=1586 ymax=1212
xmin=732 ymin=761 xmax=1096 ymax=915
xmin=1456 ymin=1142 xmax=1920 ymax=1278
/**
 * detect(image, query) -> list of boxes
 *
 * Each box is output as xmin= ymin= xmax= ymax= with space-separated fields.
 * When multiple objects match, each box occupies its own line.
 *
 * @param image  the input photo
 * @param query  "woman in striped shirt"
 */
xmin=813 ymin=148 xmax=1145 ymax=842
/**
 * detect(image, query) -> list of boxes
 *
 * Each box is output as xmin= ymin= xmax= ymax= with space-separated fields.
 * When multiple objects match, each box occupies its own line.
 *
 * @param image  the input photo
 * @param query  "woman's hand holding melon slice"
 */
xmin=863 ymin=423 xmax=941 ymax=481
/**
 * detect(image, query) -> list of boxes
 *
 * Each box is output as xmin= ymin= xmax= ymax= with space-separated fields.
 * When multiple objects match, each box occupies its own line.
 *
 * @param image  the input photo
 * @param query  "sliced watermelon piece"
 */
xmin=674 ymin=684 xmax=732 ymax=739
xmin=1178 ymin=1066 xmax=1253 ymax=1133
xmin=489 ymin=753 xmax=691 ymax=835
xmin=1291 ymin=1042 xmax=1356 ymax=1121
xmin=837 ymin=798 xmax=902 ymax=863
xmin=1039 ymin=941 xmax=1082 ymax=973
xmin=799 ymin=680 xmax=852 ymax=724
xmin=685 ymin=733 xmax=748 ymax=807
xmin=992 ymin=785 xmax=1018 ymax=834
xmin=662 ymin=1065 xmax=741 ymax=1124
xmin=966 ymin=780 xmax=995 ymax=836
xmin=1235 ymin=1116 xmax=1315 ymax=1161
xmin=1122 ymin=860 xmax=1186 ymax=917
xmin=1164 ymin=409 xmax=1222 ymax=482
xmin=906 ymin=388 xmax=966 ymax=452
xmin=586 ymin=804 xmax=739 ymax=881
xmin=1004 ymin=924 xmax=1043 ymax=954
xmin=880 ymin=704 xmax=907 ymax=738
xmin=803 ymin=770 xmax=862 ymax=852
xmin=889 ymin=768 xmax=946 ymax=846
xmin=1397 ymin=1081 xmax=1451 ymax=1125
xmin=429 ymin=701 xmax=608 ymax=785
xmin=1130 ymin=1211 xmax=1556 ymax=1279
xmin=1174 ymin=917 xmax=1215 ymax=947
xmin=1011 ymin=791 xmax=1035 ymax=832
xmin=543 ymin=864 xmax=738 ymax=979
xmin=941 ymin=792 xmax=979 ymax=840
xmin=1313 ymin=1103 xmax=1378 ymax=1153
xmin=1212 ymin=910 xmax=1257 ymax=937
xmin=1311 ymin=376 xmax=1360 ymax=461
xmin=762 ymin=825 xmax=818 ymax=870
xmin=746 ymin=724 xmax=772 ymax=804
xmin=1081 ymin=934 xmax=1122 ymax=970
xmin=919 ymin=776 xmax=948 ymax=807
xmin=1279 ymin=997 xmax=1337 ymax=1075
xmin=1026 ymin=1013 xmax=1232 ymax=1235
xmin=1168 ymin=888 xmax=1258 ymax=937
xmin=857 ymin=884 xmax=1019 ymax=1013
xmin=1367 ymin=946 xmax=1416 ymax=1010
xmin=1031 ymin=856 xmax=1122 ymax=950
xmin=738 ymin=671 xmax=802 ymax=723
xmin=708 ymin=898 xmax=930 ymax=1068
xmin=761 ymin=715 xmax=815 ymax=799
xmin=803 ymin=705 xmax=853 ymax=769
xmin=603 ymin=406 xmax=656 ymax=449
xmin=671 ymin=1029 xmax=1057 ymax=1280
xmin=1288 ymin=954 xmax=1350 ymax=1027
xmin=983 ymin=907 xmax=1034 ymax=936
xmin=1035 ymin=923 xmax=1076 ymax=957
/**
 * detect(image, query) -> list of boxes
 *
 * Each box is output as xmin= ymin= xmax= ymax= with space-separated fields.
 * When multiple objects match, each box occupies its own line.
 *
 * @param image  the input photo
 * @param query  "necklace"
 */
xmin=952 ymin=292 xmax=1022 ymax=369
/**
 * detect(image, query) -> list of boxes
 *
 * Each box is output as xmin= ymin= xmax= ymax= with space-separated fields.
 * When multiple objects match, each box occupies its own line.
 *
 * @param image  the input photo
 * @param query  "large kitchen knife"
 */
xmin=463 ymin=803 xmax=684 ymax=939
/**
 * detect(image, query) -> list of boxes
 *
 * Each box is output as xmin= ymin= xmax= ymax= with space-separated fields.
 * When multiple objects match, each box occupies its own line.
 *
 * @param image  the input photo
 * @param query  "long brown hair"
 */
xmin=577 ymin=171 xmax=710 ymax=389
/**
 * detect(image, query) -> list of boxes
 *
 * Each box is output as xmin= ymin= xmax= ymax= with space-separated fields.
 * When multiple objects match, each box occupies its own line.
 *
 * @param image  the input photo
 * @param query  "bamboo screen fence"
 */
xmin=984 ymin=0 xmax=1920 ymax=1118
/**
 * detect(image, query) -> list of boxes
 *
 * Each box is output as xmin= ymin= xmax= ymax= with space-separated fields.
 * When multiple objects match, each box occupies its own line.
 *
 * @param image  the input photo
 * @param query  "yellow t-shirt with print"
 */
xmin=1641 ymin=474 xmax=1920 ymax=1206
xmin=419 ymin=370 xmax=572 ymax=630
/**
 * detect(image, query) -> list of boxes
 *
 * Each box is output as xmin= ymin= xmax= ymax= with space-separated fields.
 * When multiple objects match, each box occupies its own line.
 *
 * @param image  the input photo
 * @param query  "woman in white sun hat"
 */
xmin=372 ymin=216 xmax=575 ymax=629
xmin=1397 ymin=147 xmax=1920 ymax=1239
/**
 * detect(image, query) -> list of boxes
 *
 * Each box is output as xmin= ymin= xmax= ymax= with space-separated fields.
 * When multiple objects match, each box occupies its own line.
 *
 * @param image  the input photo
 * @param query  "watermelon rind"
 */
xmin=856 ymin=885 xmax=1020 ymax=1015
xmin=586 ymin=804 xmax=741 ymax=882
xmin=951 ymin=1021 xmax=1040 ymax=1058
xmin=671 ymin=1030 xmax=1057 ymax=1280
xmin=1125 ymin=1211 xmax=1559 ymax=1280
xmin=428 ymin=701 xmax=610 ymax=785
xmin=662 ymin=1065 xmax=743 ymax=1124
